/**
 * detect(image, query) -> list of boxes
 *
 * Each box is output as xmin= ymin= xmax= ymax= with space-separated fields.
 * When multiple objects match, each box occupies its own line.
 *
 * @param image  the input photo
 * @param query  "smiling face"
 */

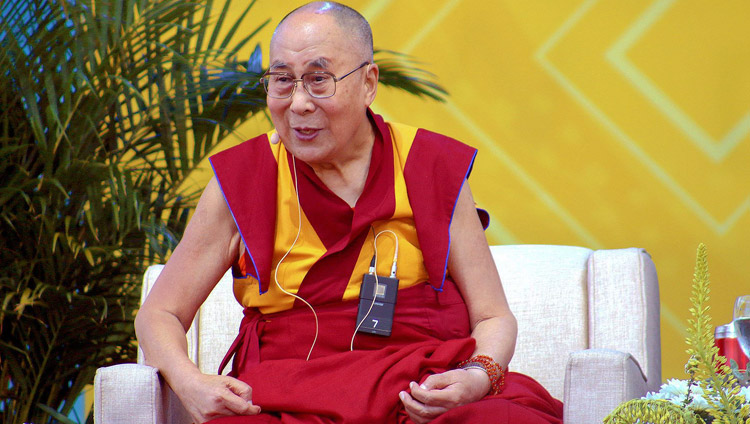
xmin=267 ymin=10 xmax=378 ymax=167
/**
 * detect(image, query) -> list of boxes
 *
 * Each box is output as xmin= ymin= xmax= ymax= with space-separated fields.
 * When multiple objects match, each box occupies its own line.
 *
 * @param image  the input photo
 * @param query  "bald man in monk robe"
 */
xmin=135 ymin=3 xmax=563 ymax=423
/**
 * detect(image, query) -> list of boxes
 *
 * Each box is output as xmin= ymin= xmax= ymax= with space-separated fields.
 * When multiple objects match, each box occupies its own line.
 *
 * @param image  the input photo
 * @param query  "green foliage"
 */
xmin=0 ymin=1 xmax=446 ymax=422
xmin=604 ymin=244 xmax=750 ymax=424
xmin=685 ymin=244 xmax=747 ymax=423
xmin=375 ymin=49 xmax=448 ymax=102
xmin=606 ymin=399 xmax=707 ymax=424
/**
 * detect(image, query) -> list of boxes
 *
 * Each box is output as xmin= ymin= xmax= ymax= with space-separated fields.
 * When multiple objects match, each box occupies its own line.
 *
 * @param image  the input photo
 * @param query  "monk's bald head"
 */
xmin=272 ymin=2 xmax=373 ymax=62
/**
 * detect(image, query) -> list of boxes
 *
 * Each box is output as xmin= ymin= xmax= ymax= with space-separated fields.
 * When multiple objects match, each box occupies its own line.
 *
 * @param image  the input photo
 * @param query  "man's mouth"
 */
xmin=293 ymin=127 xmax=320 ymax=140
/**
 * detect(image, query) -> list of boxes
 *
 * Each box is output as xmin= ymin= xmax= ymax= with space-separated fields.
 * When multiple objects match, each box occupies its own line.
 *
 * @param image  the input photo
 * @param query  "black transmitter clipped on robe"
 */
xmin=356 ymin=274 xmax=399 ymax=336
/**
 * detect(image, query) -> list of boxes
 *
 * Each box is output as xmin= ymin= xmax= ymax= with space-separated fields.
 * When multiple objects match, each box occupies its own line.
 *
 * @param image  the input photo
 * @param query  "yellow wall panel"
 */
xmin=200 ymin=0 xmax=750 ymax=382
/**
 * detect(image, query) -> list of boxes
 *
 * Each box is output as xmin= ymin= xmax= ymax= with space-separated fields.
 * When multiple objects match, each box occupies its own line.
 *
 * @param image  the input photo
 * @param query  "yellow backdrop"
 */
xmin=198 ymin=0 xmax=750 ymax=381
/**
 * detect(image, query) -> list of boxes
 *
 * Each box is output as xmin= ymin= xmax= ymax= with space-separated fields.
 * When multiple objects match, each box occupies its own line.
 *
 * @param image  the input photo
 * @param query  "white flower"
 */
xmin=643 ymin=391 xmax=668 ymax=400
xmin=643 ymin=379 xmax=710 ymax=410
xmin=739 ymin=386 xmax=750 ymax=404
xmin=661 ymin=379 xmax=689 ymax=397
xmin=688 ymin=385 xmax=710 ymax=410
xmin=643 ymin=378 xmax=750 ymax=412
xmin=645 ymin=379 xmax=689 ymax=403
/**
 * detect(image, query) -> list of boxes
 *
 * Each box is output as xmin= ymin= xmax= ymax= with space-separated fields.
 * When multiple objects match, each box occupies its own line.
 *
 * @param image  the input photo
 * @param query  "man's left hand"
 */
xmin=399 ymin=368 xmax=491 ymax=423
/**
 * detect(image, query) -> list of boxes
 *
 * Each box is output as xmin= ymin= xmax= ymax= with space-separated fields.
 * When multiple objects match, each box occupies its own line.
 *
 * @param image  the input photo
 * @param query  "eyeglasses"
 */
xmin=261 ymin=62 xmax=370 ymax=99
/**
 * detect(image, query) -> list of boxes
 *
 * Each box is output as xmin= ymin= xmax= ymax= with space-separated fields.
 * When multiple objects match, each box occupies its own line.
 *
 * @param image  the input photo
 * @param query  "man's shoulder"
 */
xmin=208 ymin=131 xmax=281 ymax=191
xmin=379 ymin=115 xmax=473 ymax=152
xmin=382 ymin=118 xmax=476 ymax=166
xmin=210 ymin=132 xmax=274 ymax=162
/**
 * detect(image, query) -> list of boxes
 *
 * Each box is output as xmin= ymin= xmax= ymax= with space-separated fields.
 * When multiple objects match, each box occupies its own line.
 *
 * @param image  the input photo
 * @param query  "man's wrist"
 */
xmin=160 ymin=357 xmax=204 ymax=390
xmin=457 ymin=355 xmax=506 ymax=395
xmin=462 ymin=366 xmax=492 ymax=395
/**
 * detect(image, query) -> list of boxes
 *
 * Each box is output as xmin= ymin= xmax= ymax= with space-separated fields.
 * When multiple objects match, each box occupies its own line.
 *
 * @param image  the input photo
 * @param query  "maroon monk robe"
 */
xmin=205 ymin=111 xmax=563 ymax=423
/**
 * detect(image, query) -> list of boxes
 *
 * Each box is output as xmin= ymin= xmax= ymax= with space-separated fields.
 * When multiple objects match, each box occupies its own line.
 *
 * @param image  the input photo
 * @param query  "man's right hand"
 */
xmin=175 ymin=373 xmax=261 ymax=423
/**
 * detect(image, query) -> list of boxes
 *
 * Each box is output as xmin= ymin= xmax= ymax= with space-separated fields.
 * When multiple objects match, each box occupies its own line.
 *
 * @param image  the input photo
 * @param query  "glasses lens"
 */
xmin=303 ymin=73 xmax=335 ymax=98
xmin=264 ymin=74 xmax=295 ymax=98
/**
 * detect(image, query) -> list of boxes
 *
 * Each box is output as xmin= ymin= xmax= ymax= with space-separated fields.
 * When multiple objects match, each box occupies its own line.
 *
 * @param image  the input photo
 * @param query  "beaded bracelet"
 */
xmin=457 ymin=354 xmax=506 ymax=395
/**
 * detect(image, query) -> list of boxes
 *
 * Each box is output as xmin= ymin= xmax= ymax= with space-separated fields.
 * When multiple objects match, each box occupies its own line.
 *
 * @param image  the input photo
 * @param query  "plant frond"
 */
xmin=604 ymin=399 xmax=706 ymax=424
xmin=683 ymin=244 xmax=747 ymax=423
xmin=374 ymin=49 xmax=448 ymax=102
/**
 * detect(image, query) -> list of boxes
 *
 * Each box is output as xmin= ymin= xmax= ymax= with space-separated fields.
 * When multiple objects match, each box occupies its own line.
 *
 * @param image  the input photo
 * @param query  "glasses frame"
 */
xmin=261 ymin=62 xmax=370 ymax=99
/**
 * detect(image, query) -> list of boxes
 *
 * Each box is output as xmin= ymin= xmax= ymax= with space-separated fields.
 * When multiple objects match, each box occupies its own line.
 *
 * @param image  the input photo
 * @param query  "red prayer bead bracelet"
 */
xmin=457 ymin=354 xmax=506 ymax=395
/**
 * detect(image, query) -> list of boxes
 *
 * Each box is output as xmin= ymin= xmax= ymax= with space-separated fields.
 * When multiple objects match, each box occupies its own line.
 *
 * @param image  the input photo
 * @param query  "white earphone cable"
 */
xmin=273 ymin=155 xmax=319 ymax=361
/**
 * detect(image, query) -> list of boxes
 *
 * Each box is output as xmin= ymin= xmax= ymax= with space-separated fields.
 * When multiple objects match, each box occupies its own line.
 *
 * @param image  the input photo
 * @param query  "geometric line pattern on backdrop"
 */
xmin=362 ymin=0 xmax=395 ymax=25
xmin=441 ymin=101 xmax=604 ymax=249
xmin=535 ymin=0 xmax=750 ymax=235
xmin=398 ymin=0 xmax=462 ymax=54
xmin=375 ymin=0 xmax=604 ymax=248
xmin=607 ymin=0 xmax=750 ymax=163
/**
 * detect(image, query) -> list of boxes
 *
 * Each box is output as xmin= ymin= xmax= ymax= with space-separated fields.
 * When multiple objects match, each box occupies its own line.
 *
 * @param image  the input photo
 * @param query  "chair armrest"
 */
xmin=563 ymin=349 xmax=648 ymax=424
xmin=588 ymin=248 xmax=661 ymax=392
xmin=95 ymin=364 xmax=166 ymax=424
xmin=95 ymin=363 xmax=194 ymax=424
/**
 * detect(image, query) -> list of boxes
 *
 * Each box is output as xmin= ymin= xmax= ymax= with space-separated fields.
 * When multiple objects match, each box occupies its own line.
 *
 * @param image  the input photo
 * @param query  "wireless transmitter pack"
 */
xmin=356 ymin=274 xmax=399 ymax=336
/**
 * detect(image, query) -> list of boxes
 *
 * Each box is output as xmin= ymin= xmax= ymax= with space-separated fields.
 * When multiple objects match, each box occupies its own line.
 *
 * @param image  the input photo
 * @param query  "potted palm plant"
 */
xmin=0 ymin=1 xmax=446 ymax=422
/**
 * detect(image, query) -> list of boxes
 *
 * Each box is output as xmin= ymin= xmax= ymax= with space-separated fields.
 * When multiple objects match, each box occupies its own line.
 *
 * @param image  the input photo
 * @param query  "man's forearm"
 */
xmin=469 ymin=313 xmax=517 ymax=369
xmin=135 ymin=308 xmax=203 ymax=386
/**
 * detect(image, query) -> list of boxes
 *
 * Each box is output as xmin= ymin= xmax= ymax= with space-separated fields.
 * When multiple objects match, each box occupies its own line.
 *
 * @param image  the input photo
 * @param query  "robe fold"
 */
xmin=206 ymin=110 xmax=563 ymax=423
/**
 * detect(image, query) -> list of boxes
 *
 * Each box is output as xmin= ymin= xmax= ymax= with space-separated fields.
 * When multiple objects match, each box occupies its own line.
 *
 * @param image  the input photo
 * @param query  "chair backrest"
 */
xmin=493 ymin=245 xmax=661 ymax=399
xmin=493 ymin=245 xmax=591 ymax=399
xmin=138 ymin=245 xmax=661 ymax=399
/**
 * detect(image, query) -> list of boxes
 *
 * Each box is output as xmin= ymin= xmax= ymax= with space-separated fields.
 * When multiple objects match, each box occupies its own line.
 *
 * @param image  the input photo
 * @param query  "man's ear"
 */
xmin=364 ymin=63 xmax=379 ymax=107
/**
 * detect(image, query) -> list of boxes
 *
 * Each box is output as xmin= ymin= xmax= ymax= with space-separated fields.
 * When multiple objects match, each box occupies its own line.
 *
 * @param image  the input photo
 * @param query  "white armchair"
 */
xmin=95 ymin=245 xmax=661 ymax=424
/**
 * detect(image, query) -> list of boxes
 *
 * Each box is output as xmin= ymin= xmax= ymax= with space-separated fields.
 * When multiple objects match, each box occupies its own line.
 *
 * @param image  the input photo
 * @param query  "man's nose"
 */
xmin=289 ymin=81 xmax=315 ymax=114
